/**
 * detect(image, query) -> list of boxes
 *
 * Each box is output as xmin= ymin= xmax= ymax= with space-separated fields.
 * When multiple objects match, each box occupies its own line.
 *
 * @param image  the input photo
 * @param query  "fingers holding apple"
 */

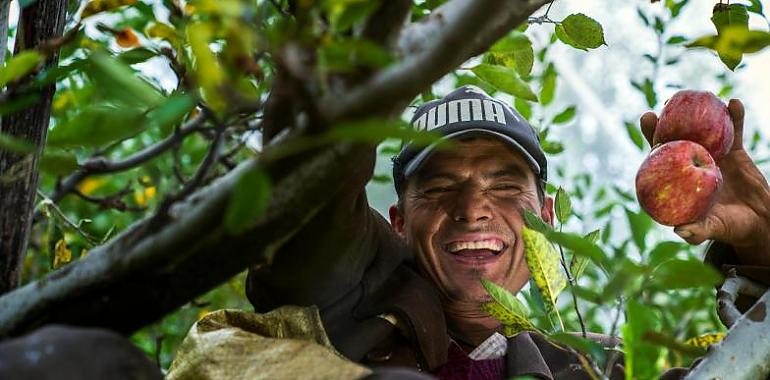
xmin=635 ymin=91 xmax=770 ymax=265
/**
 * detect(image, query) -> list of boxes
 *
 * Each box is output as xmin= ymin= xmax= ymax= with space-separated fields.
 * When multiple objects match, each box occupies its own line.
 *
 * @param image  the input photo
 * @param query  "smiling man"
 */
xmin=246 ymin=86 xmax=609 ymax=379
xmin=245 ymin=86 xmax=770 ymax=379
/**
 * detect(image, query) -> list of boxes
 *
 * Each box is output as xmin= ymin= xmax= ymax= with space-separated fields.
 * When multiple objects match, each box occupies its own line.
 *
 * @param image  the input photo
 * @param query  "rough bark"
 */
xmin=0 ymin=0 xmax=67 ymax=295
xmin=0 ymin=0 xmax=550 ymax=337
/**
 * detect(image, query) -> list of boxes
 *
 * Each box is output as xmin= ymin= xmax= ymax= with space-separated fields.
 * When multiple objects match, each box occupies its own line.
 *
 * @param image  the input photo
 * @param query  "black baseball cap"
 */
xmin=392 ymin=85 xmax=548 ymax=195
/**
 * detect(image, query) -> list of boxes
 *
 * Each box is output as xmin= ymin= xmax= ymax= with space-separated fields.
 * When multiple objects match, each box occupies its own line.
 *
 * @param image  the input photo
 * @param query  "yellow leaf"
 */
xmin=115 ymin=28 xmax=140 ymax=48
xmin=523 ymin=227 xmax=566 ymax=317
xmin=80 ymin=248 xmax=88 ymax=257
xmin=53 ymin=239 xmax=72 ymax=269
xmin=134 ymin=189 xmax=146 ymax=207
xmin=685 ymin=332 xmax=725 ymax=348
xmin=144 ymin=186 xmax=156 ymax=200
xmin=146 ymin=22 xmax=179 ymax=45
xmin=81 ymin=0 xmax=137 ymax=19
xmin=198 ymin=309 xmax=210 ymax=320
xmin=76 ymin=177 xmax=107 ymax=196
xmin=482 ymin=302 xmax=538 ymax=336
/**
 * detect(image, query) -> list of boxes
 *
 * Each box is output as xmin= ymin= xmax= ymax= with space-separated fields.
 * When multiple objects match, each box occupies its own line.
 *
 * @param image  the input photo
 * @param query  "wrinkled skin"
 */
xmin=389 ymin=135 xmax=553 ymax=345
xmin=641 ymin=99 xmax=770 ymax=266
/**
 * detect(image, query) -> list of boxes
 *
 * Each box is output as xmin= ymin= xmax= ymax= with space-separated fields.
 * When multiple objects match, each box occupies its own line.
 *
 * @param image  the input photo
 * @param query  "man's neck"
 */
xmin=442 ymin=300 xmax=501 ymax=348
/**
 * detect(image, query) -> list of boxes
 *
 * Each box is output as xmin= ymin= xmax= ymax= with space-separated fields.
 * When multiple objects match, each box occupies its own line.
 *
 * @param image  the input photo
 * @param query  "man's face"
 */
xmin=391 ymin=135 xmax=551 ymax=303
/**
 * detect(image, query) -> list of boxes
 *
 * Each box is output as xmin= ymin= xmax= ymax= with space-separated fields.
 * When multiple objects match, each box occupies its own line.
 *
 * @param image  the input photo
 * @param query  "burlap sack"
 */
xmin=166 ymin=306 xmax=371 ymax=380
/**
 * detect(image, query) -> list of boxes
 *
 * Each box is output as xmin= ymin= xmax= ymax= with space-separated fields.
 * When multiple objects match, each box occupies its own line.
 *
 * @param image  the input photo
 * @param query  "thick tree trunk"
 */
xmin=0 ymin=0 xmax=67 ymax=295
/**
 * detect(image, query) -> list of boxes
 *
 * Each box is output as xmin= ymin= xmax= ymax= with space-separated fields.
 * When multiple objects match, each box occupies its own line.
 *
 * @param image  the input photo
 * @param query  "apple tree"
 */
xmin=0 ymin=0 xmax=769 ymax=377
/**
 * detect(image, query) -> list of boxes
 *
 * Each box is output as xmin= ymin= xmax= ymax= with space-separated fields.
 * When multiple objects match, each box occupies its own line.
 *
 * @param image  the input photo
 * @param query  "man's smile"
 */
xmin=442 ymin=236 xmax=508 ymax=265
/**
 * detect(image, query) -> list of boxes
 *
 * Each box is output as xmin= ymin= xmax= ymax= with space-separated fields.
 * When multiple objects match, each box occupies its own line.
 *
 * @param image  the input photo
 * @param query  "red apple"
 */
xmin=635 ymin=140 xmax=722 ymax=226
xmin=654 ymin=90 xmax=734 ymax=161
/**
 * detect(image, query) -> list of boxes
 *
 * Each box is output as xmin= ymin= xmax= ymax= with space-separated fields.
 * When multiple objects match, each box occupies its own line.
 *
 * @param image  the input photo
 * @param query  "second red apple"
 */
xmin=635 ymin=140 xmax=722 ymax=226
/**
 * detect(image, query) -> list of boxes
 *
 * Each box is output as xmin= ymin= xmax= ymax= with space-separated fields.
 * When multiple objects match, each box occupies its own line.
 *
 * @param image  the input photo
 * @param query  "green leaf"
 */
xmin=487 ymin=32 xmax=534 ymax=77
xmin=523 ymin=227 xmax=567 ymax=327
xmin=47 ymin=105 xmax=146 ymax=148
xmin=0 ymin=51 xmax=42 ymax=87
xmin=539 ymin=63 xmax=556 ymax=106
xmin=712 ymin=4 xmax=749 ymax=34
xmin=482 ymin=302 xmax=538 ymax=336
xmin=552 ymin=106 xmax=576 ymax=124
xmin=652 ymin=259 xmax=722 ymax=289
xmin=471 ymin=64 xmax=538 ymax=101
xmin=666 ymin=35 xmax=687 ymax=45
xmin=547 ymin=230 xmax=608 ymax=268
xmin=329 ymin=1 xmax=380 ymax=32
xmin=647 ymin=241 xmax=686 ymax=268
xmin=187 ymin=22 xmax=226 ymax=111
xmin=625 ymin=207 xmax=653 ymax=252
xmin=624 ymin=121 xmax=646 ymax=150
xmin=631 ymin=78 xmax=657 ymax=108
xmin=549 ymin=332 xmax=606 ymax=364
xmin=623 ymin=299 xmax=662 ymax=380
xmin=569 ymin=229 xmax=599 ymax=281
xmin=330 ymin=119 xmax=440 ymax=145
xmin=39 ymin=149 xmax=78 ymax=175
xmin=555 ymin=187 xmax=571 ymax=223
xmin=320 ymin=38 xmax=393 ymax=71
xmin=147 ymin=94 xmax=196 ymax=134
xmin=224 ymin=168 xmax=272 ymax=235
xmin=747 ymin=0 xmax=764 ymax=16
xmin=514 ymin=97 xmax=532 ymax=120
xmin=688 ymin=28 xmax=770 ymax=70
xmin=523 ymin=209 xmax=553 ymax=234
xmin=117 ymin=47 xmax=158 ymax=65
xmin=541 ymin=140 xmax=564 ymax=154
xmin=0 ymin=133 xmax=34 ymax=154
xmin=87 ymin=52 xmax=164 ymax=108
xmin=559 ymin=13 xmax=607 ymax=50
xmin=481 ymin=278 xmax=530 ymax=317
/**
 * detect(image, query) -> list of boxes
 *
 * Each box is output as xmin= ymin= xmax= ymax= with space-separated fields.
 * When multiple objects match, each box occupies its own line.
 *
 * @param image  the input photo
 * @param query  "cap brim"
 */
xmin=403 ymin=129 xmax=542 ymax=178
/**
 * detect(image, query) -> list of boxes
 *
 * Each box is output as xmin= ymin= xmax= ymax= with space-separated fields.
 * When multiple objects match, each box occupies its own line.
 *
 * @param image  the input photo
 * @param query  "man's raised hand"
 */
xmin=640 ymin=100 xmax=770 ymax=266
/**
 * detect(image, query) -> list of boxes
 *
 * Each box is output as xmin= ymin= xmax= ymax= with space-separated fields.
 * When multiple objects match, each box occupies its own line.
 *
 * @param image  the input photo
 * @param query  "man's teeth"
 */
xmin=447 ymin=239 xmax=504 ymax=253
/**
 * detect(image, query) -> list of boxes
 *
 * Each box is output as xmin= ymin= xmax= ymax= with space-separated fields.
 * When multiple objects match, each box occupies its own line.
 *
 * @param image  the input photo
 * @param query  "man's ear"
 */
xmin=389 ymin=204 xmax=406 ymax=238
xmin=541 ymin=196 xmax=555 ymax=226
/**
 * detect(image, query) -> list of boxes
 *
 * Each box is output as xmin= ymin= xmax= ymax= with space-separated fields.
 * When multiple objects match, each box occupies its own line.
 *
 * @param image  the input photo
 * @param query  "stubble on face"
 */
xmin=400 ymin=136 xmax=541 ymax=305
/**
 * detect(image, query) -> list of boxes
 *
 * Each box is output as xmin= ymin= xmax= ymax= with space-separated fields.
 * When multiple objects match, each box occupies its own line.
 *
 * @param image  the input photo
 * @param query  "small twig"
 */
xmin=544 ymin=0 xmax=556 ymax=18
xmin=603 ymin=297 xmax=625 ymax=376
xmin=36 ymin=190 xmax=98 ymax=246
xmin=42 ymin=112 xmax=207 ymax=208
xmin=71 ymin=184 xmax=145 ymax=213
xmin=557 ymin=223 xmax=587 ymax=338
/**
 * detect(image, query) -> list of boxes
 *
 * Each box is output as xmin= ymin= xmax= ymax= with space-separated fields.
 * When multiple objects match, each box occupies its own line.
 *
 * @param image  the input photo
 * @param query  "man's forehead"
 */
xmin=415 ymin=136 xmax=535 ymax=179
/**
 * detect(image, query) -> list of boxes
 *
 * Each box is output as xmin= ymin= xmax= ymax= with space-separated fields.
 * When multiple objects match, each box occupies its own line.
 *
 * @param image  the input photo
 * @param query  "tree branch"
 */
xmin=684 ymin=285 xmax=770 ymax=380
xmin=0 ymin=0 xmax=551 ymax=336
xmin=45 ymin=111 xmax=207 ymax=206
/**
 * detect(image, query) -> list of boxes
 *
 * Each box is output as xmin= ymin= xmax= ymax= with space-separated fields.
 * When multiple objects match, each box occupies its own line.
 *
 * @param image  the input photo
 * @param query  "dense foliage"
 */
xmin=1 ymin=0 xmax=769 ymax=376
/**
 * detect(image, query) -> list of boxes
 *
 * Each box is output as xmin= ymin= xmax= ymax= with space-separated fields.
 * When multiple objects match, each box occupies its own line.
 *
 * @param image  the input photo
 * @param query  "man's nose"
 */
xmin=450 ymin=188 xmax=493 ymax=223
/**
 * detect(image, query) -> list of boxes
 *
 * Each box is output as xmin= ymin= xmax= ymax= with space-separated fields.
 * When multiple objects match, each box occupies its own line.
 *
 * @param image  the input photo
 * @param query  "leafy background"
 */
xmin=2 ymin=0 xmax=769 ymax=377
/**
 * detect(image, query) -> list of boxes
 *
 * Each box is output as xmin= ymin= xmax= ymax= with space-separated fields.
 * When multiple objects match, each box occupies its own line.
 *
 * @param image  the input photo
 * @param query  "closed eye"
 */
xmin=424 ymin=186 xmax=454 ymax=194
